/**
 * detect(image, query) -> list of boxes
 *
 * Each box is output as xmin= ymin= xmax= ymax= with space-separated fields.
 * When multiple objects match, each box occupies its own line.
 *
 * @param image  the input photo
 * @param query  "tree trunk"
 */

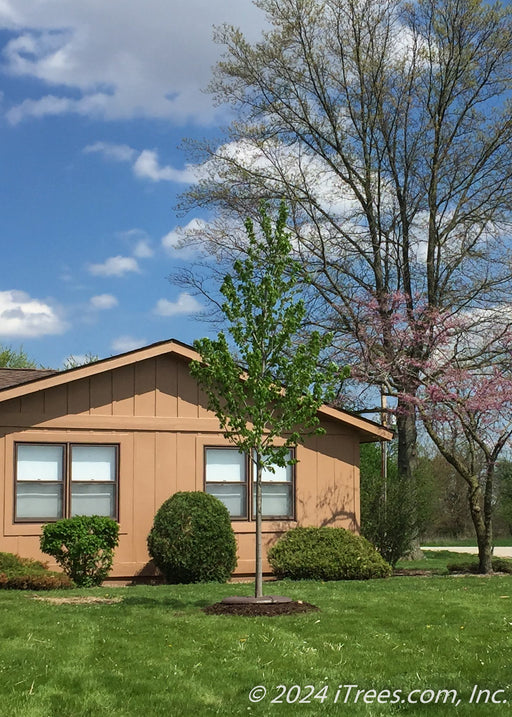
xmin=396 ymin=405 xmax=418 ymax=484
xmin=467 ymin=478 xmax=493 ymax=574
xmin=255 ymin=453 xmax=263 ymax=598
xmin=395 ymin=401 xmax=423 ymax=559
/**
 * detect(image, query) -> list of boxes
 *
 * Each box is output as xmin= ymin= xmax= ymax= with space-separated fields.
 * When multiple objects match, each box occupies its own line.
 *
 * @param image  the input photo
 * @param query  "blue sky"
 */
xmin=0 ymin=0 xmax=264 ymax=368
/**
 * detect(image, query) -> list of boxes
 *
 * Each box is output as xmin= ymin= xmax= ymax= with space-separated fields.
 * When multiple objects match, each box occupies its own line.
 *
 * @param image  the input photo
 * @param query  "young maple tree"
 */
xmin=189 ymin=201 xmax=341 ymax=598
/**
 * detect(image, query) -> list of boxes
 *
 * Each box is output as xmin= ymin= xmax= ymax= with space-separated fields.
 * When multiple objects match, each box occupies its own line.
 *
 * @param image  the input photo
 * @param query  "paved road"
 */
xmin=422 ymin=546 xmax=512 ymax=557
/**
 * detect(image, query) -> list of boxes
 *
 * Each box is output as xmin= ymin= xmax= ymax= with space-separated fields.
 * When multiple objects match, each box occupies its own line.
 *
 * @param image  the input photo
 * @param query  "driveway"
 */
xmin=421 ymin=545 xmax=512 ymax=558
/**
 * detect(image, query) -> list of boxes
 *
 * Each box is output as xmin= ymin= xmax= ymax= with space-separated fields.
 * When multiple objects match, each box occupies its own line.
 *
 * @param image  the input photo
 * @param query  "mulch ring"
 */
xmin=203 ymin=595 xmax=319 ymax=617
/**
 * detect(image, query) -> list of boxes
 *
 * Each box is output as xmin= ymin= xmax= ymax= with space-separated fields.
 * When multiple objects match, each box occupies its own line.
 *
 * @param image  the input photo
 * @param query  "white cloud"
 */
xmin=89 ymin=294 xmax=118 ymax=310
xmin=0 ymin=1 xmax=265 ymax=125
xmin=84 ymin=142 xmax=197 ymax=185
xmin=111 ymin=335 xmax=146 ymax=353
xmin=133 ymin=239 xmax=154 ymax=259
xmin=154 ymin=293 xmax=202 ymax=317
xmin=83 ymin=141 xmax=137 ymax=163
xmin=0 ymin=290 xmax=66 ymax=337
xmin=162 ymin=218 xmax=209 ymax=259
xmin=88 ymin=255 xmax=140 ymax=277
xmin=133 ymin=150 xmax=196 ymax=184
xmin=116 ymin=228 xmax=154 ymax=258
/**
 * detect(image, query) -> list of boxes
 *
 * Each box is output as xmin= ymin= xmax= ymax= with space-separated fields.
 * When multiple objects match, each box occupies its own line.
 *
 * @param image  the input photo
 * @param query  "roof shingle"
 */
xmin=0 ymin=368 xmax=58 ymax=390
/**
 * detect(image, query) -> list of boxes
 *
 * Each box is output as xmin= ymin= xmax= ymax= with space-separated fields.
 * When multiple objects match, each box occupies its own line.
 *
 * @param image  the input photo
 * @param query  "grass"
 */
xmin=395 ymin=550 xmax=476 ymax=573
xmin=0 ymin=575 xmax=511 ymax=716
xmin=396 ymin=550 xmax=512 ymax=575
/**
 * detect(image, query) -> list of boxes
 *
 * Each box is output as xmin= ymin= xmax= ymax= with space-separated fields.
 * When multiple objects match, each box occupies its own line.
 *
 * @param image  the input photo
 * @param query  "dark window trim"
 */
xmin=204 ymin=445 xmax=295 ymax=521
xmin=14 ymin=441 xmax=119 ymax=524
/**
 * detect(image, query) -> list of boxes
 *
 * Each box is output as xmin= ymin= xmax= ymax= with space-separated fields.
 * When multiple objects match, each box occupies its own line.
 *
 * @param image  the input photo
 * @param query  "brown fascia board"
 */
xmin=0 ymin=338 xmax=193 ymax=402
xmin=318 ymin=405 xmax=394 ymax=442
xmin=0 ymin=337 xmax=392 ymax=442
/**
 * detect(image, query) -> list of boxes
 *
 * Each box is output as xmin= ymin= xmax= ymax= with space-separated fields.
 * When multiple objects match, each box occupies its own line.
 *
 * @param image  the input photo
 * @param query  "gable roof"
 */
xmin=0 ymin=339 xmax=392 ymax=442
xmin=0 ymin=368 xmax=57 ymax=390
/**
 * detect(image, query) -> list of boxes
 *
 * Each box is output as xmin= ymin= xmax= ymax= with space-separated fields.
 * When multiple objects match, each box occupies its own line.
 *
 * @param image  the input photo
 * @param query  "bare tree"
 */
xmin=179 ymin=0 xmax=512 ymax=507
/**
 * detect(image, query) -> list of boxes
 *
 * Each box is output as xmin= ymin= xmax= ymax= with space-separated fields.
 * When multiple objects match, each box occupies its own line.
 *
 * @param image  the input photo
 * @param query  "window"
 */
xmin=205 ymin=448 xmax=247 ymax=519
xmin=253 ymin=455 xmax=294 ymax=519
xmin=205 ymin=447 xmax=294 ymax=520
xmin=15 ymin=443 xmax=118 ymax=522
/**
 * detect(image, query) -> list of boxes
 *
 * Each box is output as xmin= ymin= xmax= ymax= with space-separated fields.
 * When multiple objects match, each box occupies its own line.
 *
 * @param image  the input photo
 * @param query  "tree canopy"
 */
xmin=0 ymin=345 xmax=37 ymax=369
xmin=181 ymin=0 xmax=512 ymax=492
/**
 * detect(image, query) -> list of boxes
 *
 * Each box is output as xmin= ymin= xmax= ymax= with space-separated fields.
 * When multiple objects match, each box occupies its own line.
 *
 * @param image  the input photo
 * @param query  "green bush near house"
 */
xmin=147 ymin=491 xmax=237 ymax=583
xmin=0 ymin=551 xmax=74 ymax=589
xmin=268 ymin=526 xmax=392 ymax=580
xmin=40 ymin=515 xmax=119 ymax=587
xmin=447 ymin=556 xmax=512 ymax=574
xmin=0 ymin=552 xmax=46 ymax=575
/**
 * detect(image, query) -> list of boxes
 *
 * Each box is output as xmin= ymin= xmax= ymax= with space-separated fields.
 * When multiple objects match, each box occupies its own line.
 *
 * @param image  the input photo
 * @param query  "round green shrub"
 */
xmin=147 ymin=491 xmax=238 ymax=583
xmin=267 ymin=526 xmax=392 ymax=580
xmin=40 ymin=515 xmax=119 ymax=587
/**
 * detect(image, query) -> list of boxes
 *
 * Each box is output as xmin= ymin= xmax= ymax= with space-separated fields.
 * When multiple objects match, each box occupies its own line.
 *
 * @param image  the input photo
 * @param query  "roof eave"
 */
xmin=0 ymin=338 xmax=393 ymax=441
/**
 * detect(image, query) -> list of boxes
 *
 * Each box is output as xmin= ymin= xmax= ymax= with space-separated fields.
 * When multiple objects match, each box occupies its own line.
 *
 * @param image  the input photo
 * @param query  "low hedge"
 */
xmin=268 ymin=526 xmax=392 ymax=581
xmin=0 ymin=552 xmax=48 ymax=575
xmin=447 ymin=557 xmax=512 ymax=574
xmin=0 ymin=552 xmax=74 ymax=590
xmin=0 ymin=572 xmax=73 ymax=590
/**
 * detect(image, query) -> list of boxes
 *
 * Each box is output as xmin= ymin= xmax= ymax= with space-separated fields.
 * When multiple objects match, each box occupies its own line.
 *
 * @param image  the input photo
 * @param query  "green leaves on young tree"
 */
xmin=190 ymin=201 xmax=343 ymax=470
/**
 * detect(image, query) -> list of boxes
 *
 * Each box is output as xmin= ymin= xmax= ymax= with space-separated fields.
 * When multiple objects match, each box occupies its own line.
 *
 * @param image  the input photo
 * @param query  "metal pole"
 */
xmin=381 ymin=390 xmax=388 ymax=512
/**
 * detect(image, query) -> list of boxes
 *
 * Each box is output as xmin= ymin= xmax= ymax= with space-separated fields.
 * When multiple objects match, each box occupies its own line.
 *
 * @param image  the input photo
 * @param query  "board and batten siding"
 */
xmin=0 ymin=353 xmax=360 ymax=578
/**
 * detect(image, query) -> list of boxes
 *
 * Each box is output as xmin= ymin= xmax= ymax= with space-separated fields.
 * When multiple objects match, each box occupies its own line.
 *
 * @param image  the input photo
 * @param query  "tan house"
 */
xmin=0 ymin=339 xmax=392 ymax=579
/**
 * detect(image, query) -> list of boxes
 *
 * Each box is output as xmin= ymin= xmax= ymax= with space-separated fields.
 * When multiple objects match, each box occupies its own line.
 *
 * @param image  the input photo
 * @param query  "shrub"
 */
xmin=0 ymin=552 xmax=48 ymax=575
xmin=268 ymin=526 xmax=392 ymax=580
xmin=360 ymin=442 xmax=418 ymax=566
xmin=147 ymin=491 xmax=237 ymax=583
xmin=40 ymin=515 xmax=119 ymax=587
xmin=447 ymin=557 xmax=512 ymax=575
xmin=0 ymin=572 xmax=74 ymax=590
xmin=0 ymin=552 xmax=74 ymax=590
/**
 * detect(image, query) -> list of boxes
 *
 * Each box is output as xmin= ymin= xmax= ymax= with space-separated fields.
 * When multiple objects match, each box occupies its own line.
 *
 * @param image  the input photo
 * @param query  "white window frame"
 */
xmin=204 ymin=446 xmax=295 ymax=520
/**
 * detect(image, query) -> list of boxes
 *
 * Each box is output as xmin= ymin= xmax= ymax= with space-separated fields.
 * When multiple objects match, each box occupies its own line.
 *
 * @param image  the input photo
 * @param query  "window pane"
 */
xmin=254 ymin=484 xmax=293 ymax=518
xmin=17 ymin=444 xmax=63 ymax=482
xmin=206 ymin=449 xmax=245 ymax=482
xmin=253 ymin=451 xmax=293 ymax=483
xmin=206 ymin=484 xmax=246 ymax=518
xmin=71 ymin=484 xmax=115 ymax=517
xmin=16 ymin=483 xmax=63 ymax=519
xmin=71 ymin=445 xmax=116 ymax=482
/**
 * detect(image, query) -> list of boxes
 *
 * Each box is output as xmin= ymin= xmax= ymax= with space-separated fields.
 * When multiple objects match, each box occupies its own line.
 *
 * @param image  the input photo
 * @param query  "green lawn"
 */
xmin=0 ymin=576 xmax=511 ymax=716
xmin=395 ymin=550 xmax=479 ymax=573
